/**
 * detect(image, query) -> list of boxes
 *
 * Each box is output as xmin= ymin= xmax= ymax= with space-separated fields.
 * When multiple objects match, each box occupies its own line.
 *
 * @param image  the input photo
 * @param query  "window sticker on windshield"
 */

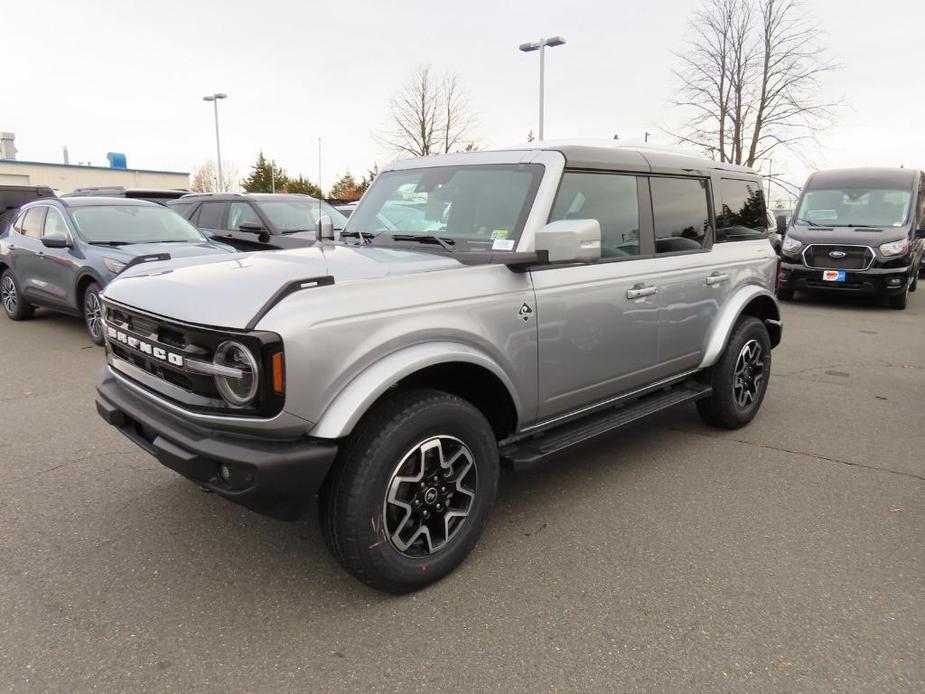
xmin=492 ymin=238 xmax=515 ymax=251
xmin=490 ymin=229 xmax=509 ymax=240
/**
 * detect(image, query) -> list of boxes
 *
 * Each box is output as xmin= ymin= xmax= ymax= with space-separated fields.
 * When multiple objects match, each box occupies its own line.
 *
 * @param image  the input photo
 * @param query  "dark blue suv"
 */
xmin=0 ymin=197 xmax=234 ymax=344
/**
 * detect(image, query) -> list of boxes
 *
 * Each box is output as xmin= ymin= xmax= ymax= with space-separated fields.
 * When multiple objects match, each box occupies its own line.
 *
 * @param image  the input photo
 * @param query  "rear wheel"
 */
xmin=1 ymin=270 xmax=35 ymax=321
xmin=83 ymin=282 xmax=105 ymax=344
xmin=320 ymin=388 xmax=499 ymax=593
xmin=696 ymin=317 xmax=772 ymax=430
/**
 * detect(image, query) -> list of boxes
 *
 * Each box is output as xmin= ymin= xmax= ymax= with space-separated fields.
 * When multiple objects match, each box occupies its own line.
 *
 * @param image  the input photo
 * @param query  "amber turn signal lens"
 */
xmin=271 ymin=352 xmax=285 ymax=394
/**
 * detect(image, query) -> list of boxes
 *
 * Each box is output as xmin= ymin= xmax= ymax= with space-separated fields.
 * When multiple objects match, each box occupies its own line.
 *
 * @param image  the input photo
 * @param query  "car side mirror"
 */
xmin=41 ymin=233 xmax=70 ymax=249
xmin=238 ymin=221 xmax=265 ymax=234
xmin=776 ymin=215 xmax=787 ymax=235
xmin=316 ymin=215 xmax=335 ymax=241
xmin=534 ymin=219 xmax=601 ymax=263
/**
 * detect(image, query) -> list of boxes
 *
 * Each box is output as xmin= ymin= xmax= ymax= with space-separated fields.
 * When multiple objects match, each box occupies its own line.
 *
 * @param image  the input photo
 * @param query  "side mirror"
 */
xmin=776 ymin=215 xmax=787 ymax=235
xmin=316 ymin=215 xmax=335 ymax=241
xmin=238 ymin=221 xmax=265 ymax=234
xmin=42 ymin=233 xmax=69 ymax=249
xmin=534 ymin=219 xmax=601 ymax=263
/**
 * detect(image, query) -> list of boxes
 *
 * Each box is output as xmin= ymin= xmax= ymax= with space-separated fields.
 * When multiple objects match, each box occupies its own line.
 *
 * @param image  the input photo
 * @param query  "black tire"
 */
xmin=887 ymin=283 xmax=908 ymax=310
xmin=320 ymin=388 xmax=499 ymax=593
xmin=696 ymin=316 xmax=772 ymax=430
xmin=909 ymin=272 xmax=917 ymax=292
xmin=777 ymin=287 xmax=794 ymax=301
xmin=83 ymin=282 xmax=105 ymax=345
xmin=1 ymin=269 xmax=35 ymax=321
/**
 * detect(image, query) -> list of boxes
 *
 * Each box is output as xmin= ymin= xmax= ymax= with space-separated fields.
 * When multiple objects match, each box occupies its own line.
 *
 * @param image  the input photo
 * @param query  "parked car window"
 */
xmin=256 ymin=199 xmax=348 ymax=233
xmin=197 ymin=202 xmax=226 ymax=229
xmin=12 ymin=210 xmax=28 ymax=234
xmin=651 ymin=177 xmax=711 ymax=253
xmin=43 ymin=207 xmax=69 ymax=238
xmin=228 ymin=202 xmax=262 ymax=230
xmin=549 ymin=172 xmax=640 ymax=257
xmin=167 ymin=200 xmax=195 ymax=217
xmin=796 ymin=188 xmax=912 ymax=227
xmin=347 ymin=164 xmax=544 ymax=250
xmin=716 ymin=178 xmax=768 ymax=242
xmin=21 ymin=207 xmax=47 ymax=239
xmin=70 ymin=205 xmax=206 ymax=245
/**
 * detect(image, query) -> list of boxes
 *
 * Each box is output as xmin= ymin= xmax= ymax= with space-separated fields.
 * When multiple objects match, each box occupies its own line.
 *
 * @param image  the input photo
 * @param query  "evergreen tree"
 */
xmin=240 ymin=152 xmax=289 ymax=193
xmin=284 ymin=175 xmax=323 ymax=198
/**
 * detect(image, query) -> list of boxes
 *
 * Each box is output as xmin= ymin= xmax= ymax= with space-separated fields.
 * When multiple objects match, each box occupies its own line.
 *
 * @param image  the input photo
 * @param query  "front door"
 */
xmin=36 ymin=206 xmax=81 ymax=308
xmin=532 ymin=171 xmax=661 ymax=421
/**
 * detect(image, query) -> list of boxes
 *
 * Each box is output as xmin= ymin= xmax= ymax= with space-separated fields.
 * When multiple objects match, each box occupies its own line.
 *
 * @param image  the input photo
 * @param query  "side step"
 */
xmin=501 ymin=381 xmax=712 ymax=469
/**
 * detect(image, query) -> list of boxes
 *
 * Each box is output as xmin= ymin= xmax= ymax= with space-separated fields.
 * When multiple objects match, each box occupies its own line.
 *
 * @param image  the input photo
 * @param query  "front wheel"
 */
xmin=320 ymin=388 xmax=499 ymax=593
xmin=696 ymin=317 xmax=772 ymax=430
xmin=83 ymin=282 xmax=105 ymax=345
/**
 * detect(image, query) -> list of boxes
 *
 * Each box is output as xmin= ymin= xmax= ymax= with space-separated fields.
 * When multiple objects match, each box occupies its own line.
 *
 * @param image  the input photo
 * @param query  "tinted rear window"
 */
xmin=716 ymin=178 xmax=768 ymax=242
xmin=197 ymin=202 xmax=226 ymax=228
xmin=651 ymin=177 xmax=711 ymax=253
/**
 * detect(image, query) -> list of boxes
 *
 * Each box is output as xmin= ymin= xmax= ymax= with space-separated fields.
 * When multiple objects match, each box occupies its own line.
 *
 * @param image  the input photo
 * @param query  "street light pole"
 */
xmin=202 ymin=93 xmax=227 ymax=191
xmin=519 ymin=36 xmax=566 ymax=141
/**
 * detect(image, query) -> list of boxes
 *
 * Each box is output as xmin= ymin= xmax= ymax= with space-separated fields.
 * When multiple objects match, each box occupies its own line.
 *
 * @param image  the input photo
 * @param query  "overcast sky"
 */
xmin=4 ymin=0 xmax=923 ymax=204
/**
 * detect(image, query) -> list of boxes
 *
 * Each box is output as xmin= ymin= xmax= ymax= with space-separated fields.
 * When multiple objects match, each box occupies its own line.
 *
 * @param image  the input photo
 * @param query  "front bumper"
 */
xmin=780 ymin=261 xmax=911 ymax=296
xmin=96 ymin=368 xmax=338 ymax=520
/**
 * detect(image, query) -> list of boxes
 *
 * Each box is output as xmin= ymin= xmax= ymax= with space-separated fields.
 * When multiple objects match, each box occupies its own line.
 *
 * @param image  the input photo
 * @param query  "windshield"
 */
xmin=345 ymin=164 xmax=544 ymax=250
xmin=257 ymin=199 xmax=349 ymax=232
xmin=795 ymin=188 xmax=912 ymax=228
xmin=71 ymin=205 xmax=206 ymax=244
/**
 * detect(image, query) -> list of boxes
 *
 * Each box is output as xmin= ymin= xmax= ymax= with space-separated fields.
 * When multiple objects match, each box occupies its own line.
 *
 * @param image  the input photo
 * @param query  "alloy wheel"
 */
xmin=382 ymin=436 xmax=477 ymax=557
xmin=1 ymin=276 xmax=17 ymax=315
xmin=85 ymin=291 xmax=103 ymax=339
xmin=733 ymin=339 xmax=765 ymax=409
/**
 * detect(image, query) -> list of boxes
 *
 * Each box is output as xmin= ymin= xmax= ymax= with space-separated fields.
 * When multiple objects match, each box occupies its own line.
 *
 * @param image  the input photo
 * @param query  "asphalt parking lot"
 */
xmin=1 ymin=292 xmax=923 ymax=693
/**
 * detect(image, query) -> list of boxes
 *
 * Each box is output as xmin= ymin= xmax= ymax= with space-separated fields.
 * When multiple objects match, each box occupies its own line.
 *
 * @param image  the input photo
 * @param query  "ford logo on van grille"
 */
xmin=106 ymin=326 xmax=185 ymax=367
xmin=828 ymin=250 xmax=847 ymax=259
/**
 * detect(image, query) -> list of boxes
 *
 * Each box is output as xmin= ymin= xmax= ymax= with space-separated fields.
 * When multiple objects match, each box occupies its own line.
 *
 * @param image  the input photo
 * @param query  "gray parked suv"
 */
xmin=0 ymin=197 xmax=233 ymax=343
xmin=95 ymin=144 xmax=782 ymax=592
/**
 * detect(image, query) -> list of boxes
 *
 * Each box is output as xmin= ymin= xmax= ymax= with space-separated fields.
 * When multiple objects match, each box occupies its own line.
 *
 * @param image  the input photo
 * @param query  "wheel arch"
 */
xmin=699 ymin=286 xmax=782 ymax=369
xmin=309 ymin=342 xmax=523 ymax=440
xmin=75 ymin=270 xmax=104 ymax=311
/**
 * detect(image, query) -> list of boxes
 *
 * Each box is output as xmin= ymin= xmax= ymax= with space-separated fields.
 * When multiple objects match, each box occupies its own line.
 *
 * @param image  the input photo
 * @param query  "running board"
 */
xmin=501 ymin=381 xmax=712 ymax=469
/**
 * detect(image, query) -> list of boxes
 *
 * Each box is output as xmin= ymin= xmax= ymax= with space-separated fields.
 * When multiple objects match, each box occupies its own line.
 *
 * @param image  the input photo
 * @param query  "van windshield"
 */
xmin=795 ymin=188 xmax=912 ymax=228
xmin=345 ymin=164 xmax=544 ymax=251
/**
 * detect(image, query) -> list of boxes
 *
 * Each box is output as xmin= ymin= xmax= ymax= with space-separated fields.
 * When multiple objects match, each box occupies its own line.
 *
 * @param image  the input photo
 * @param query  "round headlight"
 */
xmin=213 ymin=341 xmax=259 ymax=406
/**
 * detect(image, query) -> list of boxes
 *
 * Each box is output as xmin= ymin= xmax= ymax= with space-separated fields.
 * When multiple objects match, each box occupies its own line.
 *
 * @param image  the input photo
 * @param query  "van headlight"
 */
xmin=879 ymin=238 xmax=909 ymax=257
xmin=213 ymin=341 xmax=259 ymax=406
xmin=781 ymin=236 xmax=804 ymax=255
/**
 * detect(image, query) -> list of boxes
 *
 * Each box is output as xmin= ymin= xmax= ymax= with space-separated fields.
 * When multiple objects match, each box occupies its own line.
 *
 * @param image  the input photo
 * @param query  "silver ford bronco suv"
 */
xmin=95 ymin=143 xmax=782 ymax=593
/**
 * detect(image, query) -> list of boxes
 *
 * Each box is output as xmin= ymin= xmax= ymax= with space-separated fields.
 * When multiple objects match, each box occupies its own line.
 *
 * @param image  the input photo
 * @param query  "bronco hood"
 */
xmin=102 ymin=245 xmax=463 ymax=328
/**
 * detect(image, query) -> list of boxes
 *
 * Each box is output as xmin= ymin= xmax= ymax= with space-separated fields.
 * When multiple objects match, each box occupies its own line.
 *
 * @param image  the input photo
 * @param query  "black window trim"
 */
xmin=40 ymin=204 xmax=76 ymax=243
xmin=21 ymin=205 xmax=48 ymax=240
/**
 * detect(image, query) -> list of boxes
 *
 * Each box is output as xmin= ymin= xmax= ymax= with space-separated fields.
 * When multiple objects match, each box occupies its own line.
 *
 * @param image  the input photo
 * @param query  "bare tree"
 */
xmin=190 ymin=160 xmax=239 ymax=192
xmin=378 ymin=65 xmax=478 ymax=157
xmin=670 ymin=0 xmax=836 ymax=167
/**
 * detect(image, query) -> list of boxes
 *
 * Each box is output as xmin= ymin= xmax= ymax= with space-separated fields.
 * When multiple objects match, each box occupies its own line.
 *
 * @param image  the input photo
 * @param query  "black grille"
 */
xmin=803 ymin=245 xmax=871 ymax=270
xmin=102 ymin=299 xmax=285 ymax=417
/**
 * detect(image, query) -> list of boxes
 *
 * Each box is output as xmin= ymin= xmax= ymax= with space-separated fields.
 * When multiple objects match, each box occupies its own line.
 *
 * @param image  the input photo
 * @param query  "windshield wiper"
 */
xmin=390 ymin=234 xmax=456 ymax=251
xmin=829 ymin=224 xmax=882 ymax=229
xmin=794 ymin=217 xmax=824 ymax=227
xmin=88 ymin=241 xmax=131 ymax=246
xmin=340 ymin=230 xmax=374 ymax=244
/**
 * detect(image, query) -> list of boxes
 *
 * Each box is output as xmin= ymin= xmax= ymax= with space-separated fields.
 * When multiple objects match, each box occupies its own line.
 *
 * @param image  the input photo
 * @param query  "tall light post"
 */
xmin=518 ymin=36 xmax=566 ymax=141
xmin=202 ymin=93 xmax=227 ymax=191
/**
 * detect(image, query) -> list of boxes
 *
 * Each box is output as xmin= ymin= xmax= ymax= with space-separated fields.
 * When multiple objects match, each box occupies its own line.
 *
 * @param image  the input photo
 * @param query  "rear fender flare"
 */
xmin=309 ymin=341 xmax=523 ymax=440
xmin=699 ymin=285 xmax=781 ymax=369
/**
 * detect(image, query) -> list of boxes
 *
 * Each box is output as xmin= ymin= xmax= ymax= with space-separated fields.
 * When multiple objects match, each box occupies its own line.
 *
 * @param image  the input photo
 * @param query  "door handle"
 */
xmin=626 ymin=284 xmax=658 ymax=299
xmin=8 ymin=244 xmax=15 ymax=250
xmin=705 ymin=272 xmax=729 ymax=286
xmin=36 ymin=251 xmax=46 ymax=258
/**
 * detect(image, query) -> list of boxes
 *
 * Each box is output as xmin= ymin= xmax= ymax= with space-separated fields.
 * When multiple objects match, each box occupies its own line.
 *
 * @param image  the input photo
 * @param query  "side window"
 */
xmin=197 ymin=202 xmax=226 ymax=229
xmin=650 ymin=177 xmax=711 ymax=253
xmin=228 ymin=202 xmax=262 ymax=230
xmin=549 ymin=172 xmax=641 ymax=257
xmin=716 ymin=178 xmax=768 ymax=242
xmin=43 ymin=207 xmax=69 ymax=238
xmin=12 ymin=210 xmax=28 ymax=234
xmin=21 ymin=207 xmax=47 ymax=239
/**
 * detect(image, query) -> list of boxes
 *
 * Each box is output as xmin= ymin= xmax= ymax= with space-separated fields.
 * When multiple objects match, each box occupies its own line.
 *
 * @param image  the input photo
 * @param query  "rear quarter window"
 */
xmin=716 ymin=178 xmax=768 ymax=242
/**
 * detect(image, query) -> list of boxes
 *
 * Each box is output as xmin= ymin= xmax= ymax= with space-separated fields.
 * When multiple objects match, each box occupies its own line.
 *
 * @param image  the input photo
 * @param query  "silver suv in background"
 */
xmin=95 ymin=143 xmax=782 ymax=592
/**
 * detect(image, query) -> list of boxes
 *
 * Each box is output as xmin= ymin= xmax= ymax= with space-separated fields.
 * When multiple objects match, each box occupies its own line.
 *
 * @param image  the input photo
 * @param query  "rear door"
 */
xmin=12 ymin=206 xmax=48 ymax=302
xmin=532 ymin=170 xmax=661 ymax=421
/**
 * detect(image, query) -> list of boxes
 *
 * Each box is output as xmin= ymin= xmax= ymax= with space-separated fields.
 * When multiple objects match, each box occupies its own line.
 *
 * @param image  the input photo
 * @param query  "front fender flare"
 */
xmin=309 ymin=341 xmax=523 ymax=440
xmin=699 ymin=285 xmax=781 ymax=369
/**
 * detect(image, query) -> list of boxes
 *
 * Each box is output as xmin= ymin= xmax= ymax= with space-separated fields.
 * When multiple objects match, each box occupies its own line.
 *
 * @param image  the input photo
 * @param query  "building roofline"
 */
xmin=0 ymin=159 xmax=189 ymax=176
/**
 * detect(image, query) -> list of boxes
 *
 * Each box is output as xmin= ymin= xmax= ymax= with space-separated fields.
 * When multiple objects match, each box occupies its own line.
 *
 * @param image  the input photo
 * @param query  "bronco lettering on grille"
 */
xmin=107 ymin=326 xmax=184 ymax=367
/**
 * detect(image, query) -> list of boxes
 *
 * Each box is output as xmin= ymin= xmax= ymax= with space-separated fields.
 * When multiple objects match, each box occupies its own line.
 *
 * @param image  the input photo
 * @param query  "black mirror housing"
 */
xmin=41 ymin=235 xmax=69 ymax=249
xmin=776 ymin=215 xmax=787 ymax=235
